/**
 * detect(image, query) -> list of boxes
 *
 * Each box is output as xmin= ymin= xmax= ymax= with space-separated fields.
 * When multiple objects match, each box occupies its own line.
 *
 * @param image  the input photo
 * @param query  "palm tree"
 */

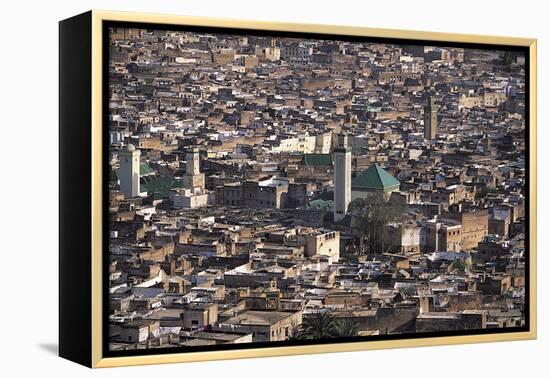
xmin=331 ymin=319 xmax=360 ymax=338
xmin=450 ymin=259 xmax=466 ymax=273
xmin=287 ymin=320 xmax=303 ymax=341
xmin=299 ymin=312 xmax=336 ymax=340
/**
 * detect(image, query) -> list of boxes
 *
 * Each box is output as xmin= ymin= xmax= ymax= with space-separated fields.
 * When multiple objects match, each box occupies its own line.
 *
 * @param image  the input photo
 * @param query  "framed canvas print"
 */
xmin=59 ymin=10 xmax=537 ymax=368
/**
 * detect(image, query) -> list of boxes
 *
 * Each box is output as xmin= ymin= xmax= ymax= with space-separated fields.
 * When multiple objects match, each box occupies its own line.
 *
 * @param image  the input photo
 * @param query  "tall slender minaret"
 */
xmin=334 ymin=133 xmax=351 ymax=222
xmin=424 ymin=96 xmax=438 ymax=140
xmin=182 ymin=148 xmax=205 ymax=193
xmin=119 ymin=144 xmax=141 ymax=198
xmin=186 ymin=148 xmax=200 ymax=176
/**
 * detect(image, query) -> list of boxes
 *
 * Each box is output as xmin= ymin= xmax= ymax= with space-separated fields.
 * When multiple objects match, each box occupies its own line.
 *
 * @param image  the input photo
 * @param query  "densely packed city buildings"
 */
xmin=107 ymin=27 xmax=526 ymax=350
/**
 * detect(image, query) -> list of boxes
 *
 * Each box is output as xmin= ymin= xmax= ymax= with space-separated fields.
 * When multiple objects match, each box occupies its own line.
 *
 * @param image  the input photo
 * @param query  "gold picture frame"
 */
xmin=59 ymin=10 xmax=537 ymax=368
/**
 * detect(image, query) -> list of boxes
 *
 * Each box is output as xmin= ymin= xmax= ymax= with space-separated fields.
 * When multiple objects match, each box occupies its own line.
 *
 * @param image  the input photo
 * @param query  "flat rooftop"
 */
xmin=192 ymin=331 xmax=249 ymax=342
xmin=222 ymin=310 xmax=296 ymax=326
xmin=417 ymin=312 xmax=461 ymax=320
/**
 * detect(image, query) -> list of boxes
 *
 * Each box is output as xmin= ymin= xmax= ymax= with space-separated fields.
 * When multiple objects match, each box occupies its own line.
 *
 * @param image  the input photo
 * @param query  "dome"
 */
xmin=127 ymin=143 xmax=136 ymax=152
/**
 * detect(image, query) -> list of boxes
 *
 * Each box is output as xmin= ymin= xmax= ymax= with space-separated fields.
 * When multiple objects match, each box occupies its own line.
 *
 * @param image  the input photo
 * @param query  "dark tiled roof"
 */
xmin=302 ymin=153 xmax=332 ymax=167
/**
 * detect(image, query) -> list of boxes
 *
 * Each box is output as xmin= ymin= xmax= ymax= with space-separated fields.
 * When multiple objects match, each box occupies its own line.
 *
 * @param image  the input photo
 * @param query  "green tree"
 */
xmin=296 ymin=313 xmax=361 ymax=340
xmin=299 ymin=312 xmax=336 ymax=340
xmin=502 ymin=51 xmax=514 ymax=66
xmin=348 ymin=195 xmax=406 ymax=255
xmin=287 ymin=320 xmax=303 ymax=341
xmin=476 ymin=186 xmax=501 ymax=199
xmin=331 ymin=319 xmax=360 ymax=337
xmin=450 ymin=259 xmax=466 ymax=273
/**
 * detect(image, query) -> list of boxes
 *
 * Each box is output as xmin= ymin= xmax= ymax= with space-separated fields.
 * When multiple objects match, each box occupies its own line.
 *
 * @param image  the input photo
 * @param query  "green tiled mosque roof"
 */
xmin=140 ymin=163 xmax=155 ymax=176
xmin=352 ymin=164 xmax=400 ymax=190
xmin=114 ymin=163 xmax=155 ymax=179
xmin=141 ymin=176 xmax=182 ymax=198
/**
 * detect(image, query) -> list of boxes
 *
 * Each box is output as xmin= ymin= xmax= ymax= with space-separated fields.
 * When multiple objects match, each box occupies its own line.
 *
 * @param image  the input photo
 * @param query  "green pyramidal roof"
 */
xmin=141 ymin=176 xmax=182 ymax=198
xmin=139 ymin=163 xmax=155 ymax=176
xmin=352 ymin=164 xmax=400 ymax=191
xmin=115 ymin=163 xmax=155 ymax=179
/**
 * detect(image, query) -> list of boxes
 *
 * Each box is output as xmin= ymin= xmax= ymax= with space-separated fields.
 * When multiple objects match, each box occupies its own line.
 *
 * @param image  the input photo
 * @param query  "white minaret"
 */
xmin=333 ymin=133 xmax=351 ymax=222
xmin=119 ymin=144 xmax=141 ymax=198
